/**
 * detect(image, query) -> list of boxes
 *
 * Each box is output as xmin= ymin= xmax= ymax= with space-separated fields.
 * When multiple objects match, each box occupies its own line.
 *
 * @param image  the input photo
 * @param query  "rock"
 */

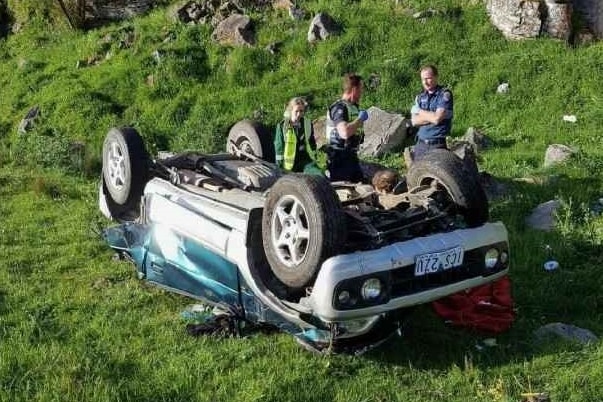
xmin=544 ymin=143 xmax=576 ymax=168
xmin=312 ymin=117 xmax=327 ymax=150
xmin=359 ymin=107 xmax=411 ymax=158
xmin=272 ymin=0 xmax=293 ymax=10
xmin=212 ymin=13 xmax=255 ymax=46
xmin=366 ymin=73 xmax=381 ymax=90
xmin=534 ymin=322 xmax=598 ymax=345
xmin=307 ymin=13 xmax=341 ymax=42
xmin=486 ymin=0 xmax=542 ymax=40
xmin=525 ymin=199 xmax=561 ymax=230
xmin=542 ymin=0 xmax=572 ymax=40
xmin=18 ymin=106 xmax=40 ymax=135
xmin=456 ymin=126 xmax=491 ymax=152
xmin=288 ymin=6 xmax=305 ymax=21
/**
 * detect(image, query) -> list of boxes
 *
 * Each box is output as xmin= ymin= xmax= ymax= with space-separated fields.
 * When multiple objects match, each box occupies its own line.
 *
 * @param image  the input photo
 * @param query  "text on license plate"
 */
xmin=415 ymin=246 xmax=464 ymax=276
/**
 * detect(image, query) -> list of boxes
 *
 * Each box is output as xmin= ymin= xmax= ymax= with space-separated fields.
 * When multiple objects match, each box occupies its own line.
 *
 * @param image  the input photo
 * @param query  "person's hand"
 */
xmin=411 ymin=105 xmax=420 ymax=115
xmin=358 ymin=110 xmax=369 ymax=122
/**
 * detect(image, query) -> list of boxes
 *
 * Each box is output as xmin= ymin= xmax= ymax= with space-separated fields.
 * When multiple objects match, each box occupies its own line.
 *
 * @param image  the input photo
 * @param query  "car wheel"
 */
xmin=406 ymin=149 xmax=489 ymax=227
xmin=262 ymin=174 xmax=346 ymax=290
xmin=102 ymin=127 xmax=149 ymax=220
xmin=226 ymin=119 xmax=274 ymax=162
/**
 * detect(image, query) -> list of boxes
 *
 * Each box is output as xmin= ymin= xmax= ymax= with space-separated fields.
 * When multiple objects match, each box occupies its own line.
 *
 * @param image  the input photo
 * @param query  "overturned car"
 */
xmin=99 ymin=120 xmax=510 ymax=353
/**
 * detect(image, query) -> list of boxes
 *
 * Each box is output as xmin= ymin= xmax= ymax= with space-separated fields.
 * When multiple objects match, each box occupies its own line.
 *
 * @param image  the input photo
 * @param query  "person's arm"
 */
xmin=331 ymin=104 xmax=364 ymax=139
xmin=414 ymin=108 xmax=447 ymax=125
xmin=274 ymin=122 xmax=285 ymax=168
xmin=411 ymin=90 xmax=453 ymax=126
xmin=336 ymin=119 xmax=364 ymax=139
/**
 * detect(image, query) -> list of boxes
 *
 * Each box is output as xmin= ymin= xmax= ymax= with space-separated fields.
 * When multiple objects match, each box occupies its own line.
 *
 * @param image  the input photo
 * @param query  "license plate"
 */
xmin=415 ymin=246 xmax=464 ymax=276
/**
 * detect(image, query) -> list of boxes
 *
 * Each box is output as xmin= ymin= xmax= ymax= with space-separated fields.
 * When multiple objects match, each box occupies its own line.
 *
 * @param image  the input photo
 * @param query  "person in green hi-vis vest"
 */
xmin=274 ymin=97 xmax=322 ymax=175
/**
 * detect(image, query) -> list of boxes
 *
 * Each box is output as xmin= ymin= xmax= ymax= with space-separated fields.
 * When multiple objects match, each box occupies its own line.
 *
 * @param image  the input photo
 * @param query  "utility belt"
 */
xmin=327 ymin=144 xmax=359 ymax=154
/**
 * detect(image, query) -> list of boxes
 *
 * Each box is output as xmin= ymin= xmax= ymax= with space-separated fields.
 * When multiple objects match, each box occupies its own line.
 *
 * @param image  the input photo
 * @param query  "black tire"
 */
xmin=406 ymin=149 xmax=489 ymax=227
xmin=262 ymin=174 xmax=346 ymax=290
xmin=227 ymin=120 xmax=274 ymax=162
xmin=101 ymin=127 xmax=149 ymax=220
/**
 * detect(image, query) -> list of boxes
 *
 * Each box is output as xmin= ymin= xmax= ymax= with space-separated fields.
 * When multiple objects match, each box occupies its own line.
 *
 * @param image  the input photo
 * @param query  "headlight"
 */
xmin=361 ymin=278 xmax=382 ymax=301
xmin=485 ymin=248 xmax=499 ymax=269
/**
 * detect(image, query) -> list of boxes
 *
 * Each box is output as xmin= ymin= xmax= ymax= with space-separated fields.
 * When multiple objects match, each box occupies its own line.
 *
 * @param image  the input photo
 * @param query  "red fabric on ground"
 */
xmin=432 ymin=275 xmax=515 ymax=334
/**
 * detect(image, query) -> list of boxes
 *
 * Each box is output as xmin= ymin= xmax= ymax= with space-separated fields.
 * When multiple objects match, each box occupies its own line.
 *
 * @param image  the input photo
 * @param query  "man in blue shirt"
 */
xmin=410 ymin=64 xmax=453 ymax=160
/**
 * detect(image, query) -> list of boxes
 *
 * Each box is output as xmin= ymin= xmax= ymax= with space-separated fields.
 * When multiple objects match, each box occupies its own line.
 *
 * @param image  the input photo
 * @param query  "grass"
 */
xmin=1 ymin=0 xmax=603 ymax=401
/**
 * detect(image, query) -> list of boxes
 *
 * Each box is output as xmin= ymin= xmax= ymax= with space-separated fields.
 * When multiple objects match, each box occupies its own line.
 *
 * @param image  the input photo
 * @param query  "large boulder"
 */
xmin=359 ymin=107 xmax=411 ymax=158
xmin=486 ymin=0 xmax=574 ymax=41
xmin=486 ymin=0 xmax=542 ymax=40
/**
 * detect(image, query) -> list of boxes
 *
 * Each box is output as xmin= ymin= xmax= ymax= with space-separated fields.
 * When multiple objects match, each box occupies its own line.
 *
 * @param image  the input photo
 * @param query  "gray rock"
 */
xmin=456 ymin=126 xmax=491 ymax=152
xmin=359 ymin=107 xmax=411 ymax=158
xmin=544 ymin=143 xmax=576 ymax=168
xmin=525 ymin=199 xmax=561 ymax=231
xmin=486 ymin=0 xmax=542 ymax=40
xmin=307 ymin=13 xmax=341 ymax=42
xmin=18 ymin=106 xmax=40 ymax=135
xmin=212 ymin=13 xmax=255 ymax=46
xmin=312 ymin=117 xmax=327 ymax=150
xmin=534 ymin=322 xmax=598 ymax=345
xmin=288 ymin=6 xmax=305 ymax=21
xmin=543 ymin=0 xmax=572 ymax=40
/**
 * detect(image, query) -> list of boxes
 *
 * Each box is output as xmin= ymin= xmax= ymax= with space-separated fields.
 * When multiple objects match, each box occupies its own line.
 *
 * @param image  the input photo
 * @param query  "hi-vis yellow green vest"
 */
xmin=282 ymin=118 xmax=314 ymax=171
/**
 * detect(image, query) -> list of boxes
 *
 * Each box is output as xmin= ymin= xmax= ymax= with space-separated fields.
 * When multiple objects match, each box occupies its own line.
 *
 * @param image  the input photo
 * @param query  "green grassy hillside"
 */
xmin=1 ymin=1 xmax=602 ymax=401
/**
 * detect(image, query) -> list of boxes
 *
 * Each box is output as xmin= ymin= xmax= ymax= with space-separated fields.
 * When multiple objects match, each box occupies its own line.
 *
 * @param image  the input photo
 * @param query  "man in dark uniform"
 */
xmin=325 ymin=73 xmax=369 ymax=182
xmin=410 ymin=64 xmax=453 ymax=160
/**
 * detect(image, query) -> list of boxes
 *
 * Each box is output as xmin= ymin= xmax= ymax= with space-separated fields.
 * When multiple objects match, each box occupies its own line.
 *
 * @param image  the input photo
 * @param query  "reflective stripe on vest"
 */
xmin=282 ymin=118 xmax=313 ymax=171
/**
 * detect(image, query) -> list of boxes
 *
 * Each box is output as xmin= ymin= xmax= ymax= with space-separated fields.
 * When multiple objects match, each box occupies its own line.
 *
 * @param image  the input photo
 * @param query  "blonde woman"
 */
xmin=274 ymin=97 xmax=322 ymax=175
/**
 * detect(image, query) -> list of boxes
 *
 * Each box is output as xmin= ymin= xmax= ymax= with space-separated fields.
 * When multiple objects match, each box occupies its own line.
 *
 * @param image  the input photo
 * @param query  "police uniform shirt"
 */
xmin=415 ymin=86 xmax=453 ymax=140
xmin=329 ymin=101 xmax=350 ymax=128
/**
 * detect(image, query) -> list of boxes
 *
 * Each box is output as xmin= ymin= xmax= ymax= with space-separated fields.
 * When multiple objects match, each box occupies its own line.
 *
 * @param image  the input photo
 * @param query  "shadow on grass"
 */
xmin=0 ymin=289 xmax=5 ymax=314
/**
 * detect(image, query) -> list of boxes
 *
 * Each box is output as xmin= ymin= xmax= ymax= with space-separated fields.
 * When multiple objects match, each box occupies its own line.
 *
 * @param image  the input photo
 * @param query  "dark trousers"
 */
xmin=413 ymin=137 xmax=447 ymax=161
xmin=326 ymin=149 xmax=363 ymax=182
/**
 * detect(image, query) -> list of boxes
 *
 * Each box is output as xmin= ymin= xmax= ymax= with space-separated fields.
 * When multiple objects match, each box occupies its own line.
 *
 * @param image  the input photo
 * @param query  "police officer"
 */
xmin=274 ymin=97 xmax=322 ymax=175
xmin=410 ymin=65 xmax=453 ymax=160
xmin=325 ymin=73 xmax=369 ymax=182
